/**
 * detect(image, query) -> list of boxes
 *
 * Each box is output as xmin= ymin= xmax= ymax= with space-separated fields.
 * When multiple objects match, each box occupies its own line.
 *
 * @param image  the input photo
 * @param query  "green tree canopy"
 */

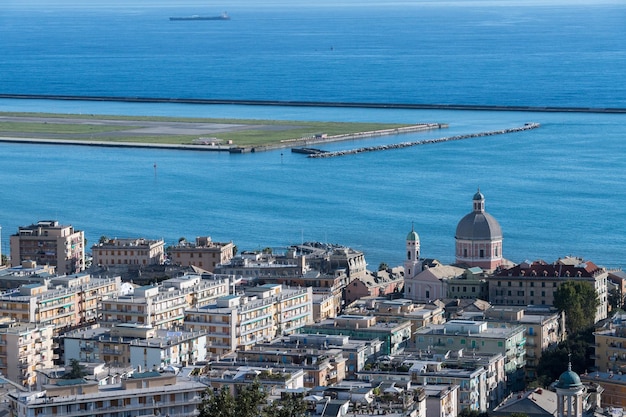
xmin=64 ymin=359 xmax=87 ymax=379
xmin=199 ymin=380 xmax=308 ymax=417
xmin=261 ymin=394 xmax=308 ymax=417
xmin=534 ymin=327 xmax=594 ymax=387
xmin=553 ymin=280 xmax=599 ymax=333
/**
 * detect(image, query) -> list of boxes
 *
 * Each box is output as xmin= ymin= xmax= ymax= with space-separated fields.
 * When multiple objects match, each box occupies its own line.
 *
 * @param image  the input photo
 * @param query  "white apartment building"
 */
xmin=8 ymin=372 xmax=205 ymax=417
xmin=184 ymin=284 xmax=313 ymax=357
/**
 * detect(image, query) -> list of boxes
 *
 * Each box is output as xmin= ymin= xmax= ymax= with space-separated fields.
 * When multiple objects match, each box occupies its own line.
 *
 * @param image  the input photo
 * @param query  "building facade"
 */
xmin=8 ymin=372 xmax=205 ymax=417
xmin=0 ymin=320 xmax=54 ymax=388
xmin=168 ymin=236 xmax=235 ymax=272
xmin=490 ymin=257 xmax=608 ymax=323
xmin=10 ymin=220 xmax=85 ymax=275
xmin=91 ymin=237 xmax=165 ymax=267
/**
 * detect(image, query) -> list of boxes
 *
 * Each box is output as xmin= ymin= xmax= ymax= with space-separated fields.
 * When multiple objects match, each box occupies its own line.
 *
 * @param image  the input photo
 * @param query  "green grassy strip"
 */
xmin=0 ymin=121 xmax=139 ymax=134
xmin=0 ymin=111 xmax=416 ymax=147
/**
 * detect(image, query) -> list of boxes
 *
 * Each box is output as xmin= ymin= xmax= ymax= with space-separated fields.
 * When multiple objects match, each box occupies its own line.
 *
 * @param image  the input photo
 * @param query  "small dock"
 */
xmin=291 ymin=147 xmax=328 ymax=155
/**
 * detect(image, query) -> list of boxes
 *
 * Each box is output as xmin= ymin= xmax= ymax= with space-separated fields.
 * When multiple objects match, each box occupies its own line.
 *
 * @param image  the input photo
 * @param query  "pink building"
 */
xmin=345 ymin=267 xmax=403 ymax=305
xmin=455 ymin=190 xmax=503 ymax=271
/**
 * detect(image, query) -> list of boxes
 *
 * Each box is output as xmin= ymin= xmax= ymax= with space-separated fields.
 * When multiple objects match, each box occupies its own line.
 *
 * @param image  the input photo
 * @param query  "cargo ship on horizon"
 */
xmin=169 ymin=12 xmax=230 ymax=21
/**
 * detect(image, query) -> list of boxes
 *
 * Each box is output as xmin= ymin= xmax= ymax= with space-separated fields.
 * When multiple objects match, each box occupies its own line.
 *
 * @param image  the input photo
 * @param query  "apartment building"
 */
xmin=184 ymin=285 xmax=313 ymax=357
xmin=162 ymin=274 xmax=230 ymax=307
xmin=594 ymin=313 xmax=626 ymax=373
xmin=299 ymin=314 xmax=413 ymax=356
xmin=0 ymin=320 xmax=54 ymax=388
xmin=344 ymin=267 xmax=404 ymax=304
xmin=0 ymin=273 xmax=120 ymax=334
xmin=100 ymin=284 xmax=187 ymax=330
xmin=64 ymin=324 xmax=207 ymax=369
xmin=91 ymin=237 xmax=165 ymax=267
xmin=478 ymin=306 xmax=565 ymax=381
xmin=490 ymin=256 xmax=608 ymax=323
xmin=168 ymin=236 xmax=235 ymax=272
xmin=411 ymin=362 xmax=488 ymax=412
xmin=236 ymin=346 xmax=347 ymax=387
xmin=252 ymin=333 xmax=374 ymax=378
xmin=10 ymin=220 xmax=85 ymax=275
xmin=415 ymin=320 xmax=527 ymax=392
xmin=425 ymin=384 xmax=459 ymax=417
xmin=8 ymin=371 xmax=205 ymax=417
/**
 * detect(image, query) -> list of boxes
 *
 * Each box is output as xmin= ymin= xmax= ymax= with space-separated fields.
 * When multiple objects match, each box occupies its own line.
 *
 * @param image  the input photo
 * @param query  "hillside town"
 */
xmin=1 ymin=189 xmax=625 ymax=417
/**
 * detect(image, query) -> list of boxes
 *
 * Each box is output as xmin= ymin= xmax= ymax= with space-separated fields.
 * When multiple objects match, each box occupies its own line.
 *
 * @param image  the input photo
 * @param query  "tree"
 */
xmin=98 ymin=235 xmax=109 ymax=244
xmin=534 ymin=327 xmax=594 ymax=387
xmin=64 ymin=359 xmax=87 ymax=379
xmin=262 ymin=395 xmax=308 ymax=417
xmin=199 ymin=386 xmax=236 ymax=417
xmin=378 ymin=262 xmax=390 ymax=271
xmin=199 ymin=380 xmax=266 ymax=417
xmin=608 ymin=287 xmax=624 ymax=312
xmin=553 ymin=280 xmax=599 ymax=334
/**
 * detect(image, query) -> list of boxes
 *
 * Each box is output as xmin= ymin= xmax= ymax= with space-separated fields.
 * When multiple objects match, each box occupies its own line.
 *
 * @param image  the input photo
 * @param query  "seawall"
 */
xmin=1 ymin=94 xmax=626 ymax=113
xmin=308 ymin=123 xmax=540 ymax=158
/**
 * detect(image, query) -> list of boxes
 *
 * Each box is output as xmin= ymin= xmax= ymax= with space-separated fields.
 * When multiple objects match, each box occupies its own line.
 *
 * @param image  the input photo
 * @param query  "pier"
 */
xmin=308 ymin=123 xmax=540 ymax=158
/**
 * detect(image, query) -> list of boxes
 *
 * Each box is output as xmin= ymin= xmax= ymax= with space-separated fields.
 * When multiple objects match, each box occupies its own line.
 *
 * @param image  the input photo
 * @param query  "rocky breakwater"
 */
xmin=308 ymin=122 xmax=540 ymax=158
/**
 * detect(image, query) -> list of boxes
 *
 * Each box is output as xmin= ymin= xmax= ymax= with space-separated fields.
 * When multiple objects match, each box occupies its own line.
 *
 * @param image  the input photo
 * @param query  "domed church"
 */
xmin=455 ymin=189 xmax=503 ymax=270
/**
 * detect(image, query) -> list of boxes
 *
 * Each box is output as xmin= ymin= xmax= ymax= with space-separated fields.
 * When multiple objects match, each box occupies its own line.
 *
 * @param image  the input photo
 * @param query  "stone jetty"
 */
xmin=308 ymin=122 xmax=540 ymax=158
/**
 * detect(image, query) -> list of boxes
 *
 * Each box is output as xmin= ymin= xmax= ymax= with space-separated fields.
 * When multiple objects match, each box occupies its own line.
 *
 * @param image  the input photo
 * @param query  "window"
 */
xmin=542 ymin=282 xmax=546 ymax=287
xmin=498 ymin=281 xmax=501 ymax=287
xmin=508 ymin=282 xmax=512 ymax=287
xmin=480 ymin=249 xmax=484 ymax=258
xmin=472 ymin=287 xmax=475 ymax=293
xmin=530 ymin=291 xmax=534 ymax=296
xmin=426 ymin=290 xmax=430 ymax=299
xmin=519 ymin=282 xmax=523 ymax=287
xmin=553 ymin=282 xmax=557 ymax=287
xmin=541 ymin=291 xmax=545 ymax=296
xmin=407 ymin=251 xmax=411 ymax=260
xmin=507 ymin=291 xmax=511 ymax=296
xmin=464 ymin=249 xmax=468 ymax=257
xmin=463 ymin=287 xmax=467 ymax=292
xmin=530 ymin=282 xmax=534 ymax=287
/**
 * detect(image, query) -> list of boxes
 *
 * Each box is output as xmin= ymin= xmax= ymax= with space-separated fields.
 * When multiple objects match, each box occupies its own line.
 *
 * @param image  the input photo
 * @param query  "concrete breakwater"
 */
xmin=281 ymin=123 xmax=445 ymax=148
xmin=308 ymin=123 xmax=540 ymax=158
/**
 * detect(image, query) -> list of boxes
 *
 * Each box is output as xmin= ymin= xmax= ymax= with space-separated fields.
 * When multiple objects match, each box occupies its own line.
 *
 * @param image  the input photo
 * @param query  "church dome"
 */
xmin=455 ymin=189 xmax=502 ymax=241
xmin=455 ymin=212 xmax=502 ymax=240
xmin=556 ymin=363 xmax=582 ymax=389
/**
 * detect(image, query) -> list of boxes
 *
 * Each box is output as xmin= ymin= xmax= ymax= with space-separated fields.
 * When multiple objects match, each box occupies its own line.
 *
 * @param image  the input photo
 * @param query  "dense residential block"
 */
xmin=0 ymin=273 xmax=120 ymax=334
xmin=490 ymin=256 xmax=608 ymax=323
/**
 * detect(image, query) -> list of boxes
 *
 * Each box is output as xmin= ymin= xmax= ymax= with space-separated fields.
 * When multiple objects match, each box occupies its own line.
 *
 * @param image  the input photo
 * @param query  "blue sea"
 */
xmin=0 ymin=0 xmax=625 ymax=269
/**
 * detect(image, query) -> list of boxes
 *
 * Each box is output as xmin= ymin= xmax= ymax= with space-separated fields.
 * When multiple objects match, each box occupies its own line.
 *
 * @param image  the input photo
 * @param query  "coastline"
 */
xmin=0 ymin=117 xmax=446 ymax=153
xmin=1 ymin=94 xmax=626 ymax=113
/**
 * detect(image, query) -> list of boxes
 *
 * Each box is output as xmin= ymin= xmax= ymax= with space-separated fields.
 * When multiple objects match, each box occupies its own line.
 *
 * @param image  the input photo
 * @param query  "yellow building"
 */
xmin=168 ymin=236 xmax=235 ymax=272
xmin=10 ymin=220 xmax=85 ymax=275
